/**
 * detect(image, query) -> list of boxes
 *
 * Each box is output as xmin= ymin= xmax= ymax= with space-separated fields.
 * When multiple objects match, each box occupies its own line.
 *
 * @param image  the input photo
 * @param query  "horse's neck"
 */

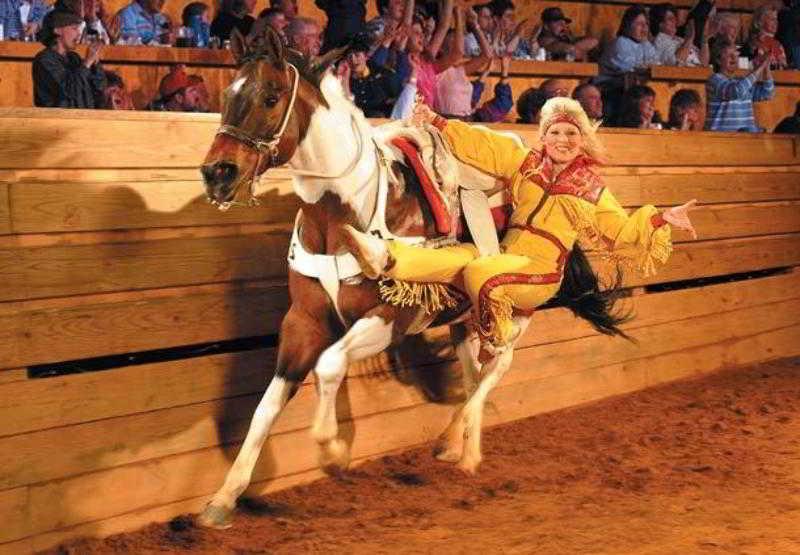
xmin=289 ymin=101 xmax=378 ymax=231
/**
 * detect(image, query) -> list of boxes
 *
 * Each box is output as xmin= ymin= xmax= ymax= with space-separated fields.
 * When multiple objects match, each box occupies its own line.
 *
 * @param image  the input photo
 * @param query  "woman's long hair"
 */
xmin=554 ymin=244 xmax=632 ymax=340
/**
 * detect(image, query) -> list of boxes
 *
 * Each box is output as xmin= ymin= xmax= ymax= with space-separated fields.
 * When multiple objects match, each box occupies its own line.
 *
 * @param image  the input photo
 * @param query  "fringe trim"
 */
xmin=378 ymin=278 xmax=462 ymax=315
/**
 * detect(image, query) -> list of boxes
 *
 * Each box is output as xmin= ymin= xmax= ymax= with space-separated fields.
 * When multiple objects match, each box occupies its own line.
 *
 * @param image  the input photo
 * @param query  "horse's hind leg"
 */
xmin=198 ymin=307 xmax=330 ymax=529
xmin=435 ymin=323 xmax=482 ymax=463
xmin=311 ymin=310 xmax=394 ymax=473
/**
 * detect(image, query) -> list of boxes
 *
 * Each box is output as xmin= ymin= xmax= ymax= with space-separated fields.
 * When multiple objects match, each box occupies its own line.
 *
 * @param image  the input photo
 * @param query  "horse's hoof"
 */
xmin=433 ymin=443 xmax=462 ymax=463
xmin=457 ymin=457 xmax=481 ymax=476
xmin=197 ymin=503 xmax=234 ymax=529
xmin=319 ymin=438 xmax=351 ymax=474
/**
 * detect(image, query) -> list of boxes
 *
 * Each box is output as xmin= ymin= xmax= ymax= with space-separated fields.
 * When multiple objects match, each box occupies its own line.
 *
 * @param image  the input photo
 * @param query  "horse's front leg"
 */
xmin=457 ymin=315 xmax=531 ymax=474
xmin=311 ymin=310 xmax=394 ymax=473
xmin=198 ymin=306 xmax=331 ymax=529
xmin=435 ymin=323 xmax=482 ymax=463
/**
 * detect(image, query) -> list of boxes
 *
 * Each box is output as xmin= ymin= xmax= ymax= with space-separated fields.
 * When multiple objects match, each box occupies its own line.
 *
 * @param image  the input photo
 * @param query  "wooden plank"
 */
xmin=606 ymin=171 xmax=800 ymax=206
xmin=2 ymin=271 xmax=797 ymax=438
xmin=0 ymin=184 xmax=9 ymax=235
xmin=2 ymin=277 xmax=799 ymax=492
xmin=0 ymin=282 xmax=288 ymax=370
xmin=3 ymin=311 xmax=797 ymax=545
xmin=0 ymin=229 xmax=290 ymax=302
xmin=684 ymin=202 xmax=800 ymax=241
xmin=7 ymin=178 xmax=298 ymax=233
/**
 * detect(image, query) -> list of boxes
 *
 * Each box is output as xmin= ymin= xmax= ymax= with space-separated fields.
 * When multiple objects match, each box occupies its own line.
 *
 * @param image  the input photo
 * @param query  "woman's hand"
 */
xmin=411 ymin=97 xmax=437 ymax=126
xmin=662 ymin=199 xmax=699 ymax=239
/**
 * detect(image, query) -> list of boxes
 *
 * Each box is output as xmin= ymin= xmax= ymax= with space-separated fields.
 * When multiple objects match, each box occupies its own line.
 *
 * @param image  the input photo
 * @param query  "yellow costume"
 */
xmin=380 ymin=108 xmax=672 ymax=346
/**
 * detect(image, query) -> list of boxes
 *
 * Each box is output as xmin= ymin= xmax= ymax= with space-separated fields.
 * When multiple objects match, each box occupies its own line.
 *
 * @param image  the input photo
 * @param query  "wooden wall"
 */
xmin=0 ymin=108 xmax=799 ymax=554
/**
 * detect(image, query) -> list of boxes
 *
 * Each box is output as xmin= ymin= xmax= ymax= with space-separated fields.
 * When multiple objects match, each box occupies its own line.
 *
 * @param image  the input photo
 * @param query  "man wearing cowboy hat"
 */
xmin=538 ymin=6 xmax=598 ymax=61
xmin=32 ymin=9 xmax=106 ymax=108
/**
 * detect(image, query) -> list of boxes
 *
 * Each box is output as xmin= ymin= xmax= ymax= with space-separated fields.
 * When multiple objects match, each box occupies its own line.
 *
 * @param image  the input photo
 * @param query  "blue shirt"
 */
xmin=597 ymin=36 xmax=658 ymax=81
xmin=705 ymin=72 xmax=775 ymax=132
xmin=0 ymin=0 xmax=49 ymax=40
xmin=118 ymin=0 xmax=169 ymax=44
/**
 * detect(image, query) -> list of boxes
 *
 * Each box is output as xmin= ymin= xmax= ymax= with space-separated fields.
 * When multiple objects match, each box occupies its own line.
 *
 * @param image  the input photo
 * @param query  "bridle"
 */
xmin=208 ymin=57 xmax=369 ymax=210
xmin=210 ymin=60 xmax=300 ymax=211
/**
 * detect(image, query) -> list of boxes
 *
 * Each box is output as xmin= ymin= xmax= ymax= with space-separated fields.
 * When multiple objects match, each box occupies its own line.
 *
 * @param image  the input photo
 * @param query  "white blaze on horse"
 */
xmin=198 ymin=28 xmax=617 ymax=529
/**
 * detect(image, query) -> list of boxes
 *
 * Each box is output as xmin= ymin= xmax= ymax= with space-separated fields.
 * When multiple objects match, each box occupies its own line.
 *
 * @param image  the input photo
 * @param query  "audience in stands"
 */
xmin=181 ymin=2 xmax=210 ymax=47
xmin=616 ymin=84 xmax=663 ymax=129
xmin=595 ymin=5 xmax=657 ymax=122
xmin=53 ymin=0 xmax=114 ymax=44
xmin=651 ymin=3 xmax=709 ymax=66
xmin=464 ymin=2 xmax=494 ymax=57
xmin=538 ymin=7 xmax=597 ymax=62
xmin=515 ymin=86 xmax=546 ymax=123
xmin=210 ymin=0 xmax=254 ymax=42
xmin=403 ymin=0 xmax=454 ymax=108
xmin=743 ymin=4 xmax=788 ymax=69
xmin=666 ymin=88 xmax=703 ymax=130
xmin=117 ymin=0 xmax=172 ymax=45
xmin=270 ymin=0 xmax=297 ymax=19
xmin=285 ymin=16 xmax=321 ymax=57
xmin=489 ymin=0 xmax=534 ymax=58
xmin=572 ymin=82 xmax=603 ymax=121
xmin=777 ymin=0 xmax=799 ymax=68
xmin=187 ymin=73 xmax=210 ymax=110
xmin=470 ymin=56 xmax=513 ymax=122
xmin=366 ymin=0 xmax=406 ymax=44
xmin=774 ymin=100 xmax=800 ymax=132
xmin=339 ymin=31 xmax=407 ymax=117
xmin=33 ymin=9 xmax=106 ymax=107
xmin=254 ymin=7 xmax=288 ymax=41
xmin=1 ymin=0 xmax=50 ymax=41
xmin=315 ymin=0 xmax=366 ymax=52
xmin=708 ymin=12 xmax=741 ymax=53
xmin=706 ymin=41 xmax=775 ymax=132
xmin=148 ymin=64 xmax=205 ymax=111
xmin=102 ymin=70 xmax=135 ymax=109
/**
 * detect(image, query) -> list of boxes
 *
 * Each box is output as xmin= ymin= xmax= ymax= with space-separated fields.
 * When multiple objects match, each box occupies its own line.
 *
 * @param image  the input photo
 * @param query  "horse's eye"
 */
xmin=264 ymin=95 xmax=279 ymax=108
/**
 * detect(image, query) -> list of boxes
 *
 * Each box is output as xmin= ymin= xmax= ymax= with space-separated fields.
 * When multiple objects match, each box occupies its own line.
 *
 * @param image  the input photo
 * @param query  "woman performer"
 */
xmin=343 ymin=96 xmax=697 ymax=357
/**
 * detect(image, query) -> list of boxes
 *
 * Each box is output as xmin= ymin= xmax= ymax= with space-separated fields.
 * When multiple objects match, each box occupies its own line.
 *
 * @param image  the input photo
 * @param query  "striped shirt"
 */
xmin=705 ymin=72 xmax=775 ymax=132
xmin=0 ymin=0 xmax=50 ymax=40
xmin=117 ymin=0 xmax=170 ymax=45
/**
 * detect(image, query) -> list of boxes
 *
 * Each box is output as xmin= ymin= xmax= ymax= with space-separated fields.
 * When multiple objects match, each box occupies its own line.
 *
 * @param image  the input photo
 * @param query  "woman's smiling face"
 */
xmin=543 ymin=122 xmax=584 ymax=165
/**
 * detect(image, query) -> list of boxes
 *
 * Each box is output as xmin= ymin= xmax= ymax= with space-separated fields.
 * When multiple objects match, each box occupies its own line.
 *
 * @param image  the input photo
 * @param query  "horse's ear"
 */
xmin=263 ymin=26 xmax=285 ymax=68
xmin=230 ymin=28 xmax=249 ymax=65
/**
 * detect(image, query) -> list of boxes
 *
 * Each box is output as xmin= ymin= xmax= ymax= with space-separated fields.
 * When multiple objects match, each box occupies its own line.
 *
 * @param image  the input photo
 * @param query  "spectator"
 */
xmin=187 ymin=73 xmax=210 ymax=111
xmin=471 ymin=56 xmax=514 ymax=122
xmin=365 ymin=0 xmax=406 ymax=44
xmin=777 ymin=0 xmax=799 ymax=68
xmin=1 ymin=0 xmax=50 ymax=40
xmin=666 ymin=88 xmax=703 ymax=130
xmin=255 ymin=7 xmax=288 ymax=40
xmin=617 ymin=84 xmax=663 ymax=129
xmin=117 ymin=0 xmax=172 ymax=45
xmin=538 ymin=7 xmax=597 ymax=62
xmin=706 ymin=41 xmax=775 ymax=132
xmin=55 ymin=0 xmax=113 ymax=44
xmin=315 ymin=0 xmax=366 ymax=52
xmin=540 ymin=77 xmax=570 ymax=99
xmin=270 ymin=0 xmax=296 ymax=18
xmin=338 ymin=31 xmax=408 ymax=117
xmin=181 ymin=2 xmax=210 ymax=47
xmin=33 ymin=9 xmax=106 ymax=107
xmin=596 ymin=5 xmax=658 ymax=122
xmin=708 ymin=12 xmax=741 ymax=52
xmin=681 ymin=0 xmax=715 ymax=50
xmin=102 ymin=70 xmax=134 ymax=109
xmin=489 ymin=0 xmax=532 ymax=58
xmin=651 ymin=3 xmax=709 ymax=66
xmin=404 ymin=0 xmax=455 ymax=109
xmin=285 ymin=16 xmax=321 ymax=57
xmin=210 ymin=0 xmax=255 ymax=43
xmin=774 ymin=100 xmax=800 ymax=133
xmin=743 ymin=4 xmax=788 ymax=69
xmin=515 ymin=86 xmax=547 ymax=123
xmin=149 ymin=65 xmax=204 ymax=111
xmin=464 ymin=2 xmax=494 ymax=57
xmin=572 ymin=82 xmax=603 ymax=121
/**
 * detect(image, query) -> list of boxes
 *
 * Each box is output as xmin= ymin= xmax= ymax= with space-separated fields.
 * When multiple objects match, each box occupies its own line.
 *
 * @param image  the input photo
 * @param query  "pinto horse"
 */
xmin=198 ymin=29 xmax=540 ymax=528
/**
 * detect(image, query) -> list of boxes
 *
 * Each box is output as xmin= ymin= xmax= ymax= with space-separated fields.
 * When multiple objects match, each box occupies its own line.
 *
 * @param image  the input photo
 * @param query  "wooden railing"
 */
xmin=0 ymin=108 xmax=798 ymax=554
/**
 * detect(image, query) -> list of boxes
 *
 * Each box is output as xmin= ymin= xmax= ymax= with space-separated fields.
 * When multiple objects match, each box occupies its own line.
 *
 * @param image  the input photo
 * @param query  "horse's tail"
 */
xmin=554 ymin=244 xmax=633 ymax=341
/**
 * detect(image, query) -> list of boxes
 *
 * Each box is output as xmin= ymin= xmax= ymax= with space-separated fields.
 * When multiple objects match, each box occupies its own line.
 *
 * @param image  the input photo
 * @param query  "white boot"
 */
xmin=341 ymin=225 xmax=390 ymax=280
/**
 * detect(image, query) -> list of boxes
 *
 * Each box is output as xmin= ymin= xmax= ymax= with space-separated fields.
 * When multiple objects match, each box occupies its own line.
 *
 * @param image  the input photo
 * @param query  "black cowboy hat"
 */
xmin=38 ymin=9 xmax=84 ymax=45
xmin=541 ymin=7 xmax=572 ymax=24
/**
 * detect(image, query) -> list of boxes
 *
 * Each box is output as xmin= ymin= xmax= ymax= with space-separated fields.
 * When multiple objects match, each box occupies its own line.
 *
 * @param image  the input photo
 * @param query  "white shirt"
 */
xmin=654 ymin=32 xmax=702 ymax=66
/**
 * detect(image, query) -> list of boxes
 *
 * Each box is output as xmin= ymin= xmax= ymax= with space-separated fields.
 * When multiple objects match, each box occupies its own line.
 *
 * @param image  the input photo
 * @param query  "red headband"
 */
xmin=542 ymin=112 xmax=581 ymax=134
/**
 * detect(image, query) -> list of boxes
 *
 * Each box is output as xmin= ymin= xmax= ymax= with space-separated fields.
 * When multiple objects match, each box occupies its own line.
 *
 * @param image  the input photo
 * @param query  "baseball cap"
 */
xmin=542 ymin=7 xmax=572 ymax=24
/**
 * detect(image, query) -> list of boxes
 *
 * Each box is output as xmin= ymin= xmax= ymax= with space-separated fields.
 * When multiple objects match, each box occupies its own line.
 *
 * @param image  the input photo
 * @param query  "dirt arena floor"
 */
xmin=56 ymin=357 xmax=800 ymax=555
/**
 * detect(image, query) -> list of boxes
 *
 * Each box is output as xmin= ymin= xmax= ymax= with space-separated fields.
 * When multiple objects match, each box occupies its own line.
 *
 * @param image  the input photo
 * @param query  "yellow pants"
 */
xmin=385 ymin=239 xmax=564 ymax=345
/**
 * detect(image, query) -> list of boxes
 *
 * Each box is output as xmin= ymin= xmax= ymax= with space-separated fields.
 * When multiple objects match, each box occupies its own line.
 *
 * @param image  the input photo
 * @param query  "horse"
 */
xmin=198 ymin=28 xmax=613 ymax=528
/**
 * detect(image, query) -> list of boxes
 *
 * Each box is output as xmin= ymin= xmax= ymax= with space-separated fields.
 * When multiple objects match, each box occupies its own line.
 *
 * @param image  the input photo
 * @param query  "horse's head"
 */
xmin=201 ymin=27 xmax=342 ymax=210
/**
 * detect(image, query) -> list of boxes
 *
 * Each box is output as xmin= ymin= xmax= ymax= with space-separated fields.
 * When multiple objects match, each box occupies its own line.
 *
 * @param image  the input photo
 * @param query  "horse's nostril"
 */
xmin=202 ymin=162 xmax=239 ymax=190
